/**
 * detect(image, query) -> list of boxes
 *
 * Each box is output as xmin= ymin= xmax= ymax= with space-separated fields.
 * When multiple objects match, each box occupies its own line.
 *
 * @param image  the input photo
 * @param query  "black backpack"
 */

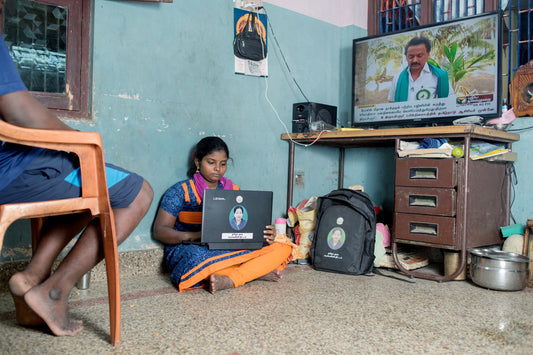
xmin=310 ymin=189 xmax=376 ymax=275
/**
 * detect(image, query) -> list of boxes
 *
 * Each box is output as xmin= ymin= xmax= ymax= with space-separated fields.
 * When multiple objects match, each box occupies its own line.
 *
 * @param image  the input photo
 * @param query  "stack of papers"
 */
xmin=397 ymin=140 xmax=515 ymax=161
xmin=470 ymin=141 xmax=510 ymax=160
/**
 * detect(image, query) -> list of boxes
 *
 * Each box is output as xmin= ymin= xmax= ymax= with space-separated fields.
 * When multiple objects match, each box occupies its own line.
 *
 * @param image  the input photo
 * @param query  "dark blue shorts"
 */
xmin=0 ymin=149 xmax=144 ymax=209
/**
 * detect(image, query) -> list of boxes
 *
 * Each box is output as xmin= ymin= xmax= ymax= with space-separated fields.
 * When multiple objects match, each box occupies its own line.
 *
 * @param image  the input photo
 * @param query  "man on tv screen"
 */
xmin=388 ymin=36 xmax=454 ymax=102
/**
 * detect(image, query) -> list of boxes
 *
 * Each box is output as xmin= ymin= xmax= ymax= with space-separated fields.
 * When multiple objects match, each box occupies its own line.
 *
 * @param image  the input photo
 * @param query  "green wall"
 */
xmin=1 ymin=1 xmax=375 ymax=262
xmin=3 ymin=1 xmax=531 ymax=263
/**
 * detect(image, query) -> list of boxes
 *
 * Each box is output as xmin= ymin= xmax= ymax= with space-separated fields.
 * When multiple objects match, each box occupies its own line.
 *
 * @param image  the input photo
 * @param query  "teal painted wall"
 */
xmin=1 ymin=1 xmax=375 ymax=262
xmin=508 ymin=119 xmax=533 ymax=225
xmin=2 ymin=1 xmax=531 ymax=263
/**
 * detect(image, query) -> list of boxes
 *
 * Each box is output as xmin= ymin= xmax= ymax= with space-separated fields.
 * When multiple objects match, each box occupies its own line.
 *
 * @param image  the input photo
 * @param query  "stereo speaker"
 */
xmin=292 ymin=102 xmax=337 ymax=133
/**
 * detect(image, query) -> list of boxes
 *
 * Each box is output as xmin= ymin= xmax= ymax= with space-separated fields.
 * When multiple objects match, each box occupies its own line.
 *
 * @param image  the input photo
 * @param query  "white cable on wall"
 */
xmin=259 ymin=6 xmax=327 ymax=147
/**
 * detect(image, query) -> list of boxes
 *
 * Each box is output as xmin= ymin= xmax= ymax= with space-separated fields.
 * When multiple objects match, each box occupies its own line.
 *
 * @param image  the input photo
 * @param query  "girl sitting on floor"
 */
xmin=152 ymin=136 xmax=296 ymax=293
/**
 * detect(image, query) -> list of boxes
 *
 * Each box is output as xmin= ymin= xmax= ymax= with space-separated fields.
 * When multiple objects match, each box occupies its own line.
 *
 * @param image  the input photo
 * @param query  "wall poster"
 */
xmin=233 ymin=8 xmax=268 ymax=77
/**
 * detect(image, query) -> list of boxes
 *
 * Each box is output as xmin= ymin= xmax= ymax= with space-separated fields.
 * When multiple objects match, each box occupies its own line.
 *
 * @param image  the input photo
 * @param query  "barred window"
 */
xmin=1 ymin=0 xmax=91 ymax=119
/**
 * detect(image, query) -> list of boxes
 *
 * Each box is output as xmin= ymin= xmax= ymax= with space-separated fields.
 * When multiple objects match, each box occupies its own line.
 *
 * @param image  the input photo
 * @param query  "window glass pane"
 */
xmin=2 ymin=0 xmax=67 ymax=94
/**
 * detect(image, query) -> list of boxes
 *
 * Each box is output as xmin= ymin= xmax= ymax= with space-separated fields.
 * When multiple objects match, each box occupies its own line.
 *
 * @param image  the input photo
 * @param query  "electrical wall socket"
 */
xmin=295 ymin=170 xmax=305 ymax=186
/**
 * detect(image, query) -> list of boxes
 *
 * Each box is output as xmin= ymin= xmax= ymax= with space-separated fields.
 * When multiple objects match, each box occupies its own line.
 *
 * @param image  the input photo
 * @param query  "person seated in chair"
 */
xmin=0 ymin=2 xmax=154 ymax=337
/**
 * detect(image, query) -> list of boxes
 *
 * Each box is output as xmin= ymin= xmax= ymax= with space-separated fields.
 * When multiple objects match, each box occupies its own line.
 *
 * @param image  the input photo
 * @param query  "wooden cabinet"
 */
xmin=394 ymin=158 xmax=460 ymax=247
xmin=282 ymin=126 xmax=520 ymax=281
xmin=394 ymin=157 xmax=508 ymax=251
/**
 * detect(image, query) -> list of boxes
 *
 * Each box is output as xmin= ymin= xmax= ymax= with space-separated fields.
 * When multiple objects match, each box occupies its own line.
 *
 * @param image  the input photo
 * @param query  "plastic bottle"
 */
xmin=275 ymin=218 xmax=287 ymax=235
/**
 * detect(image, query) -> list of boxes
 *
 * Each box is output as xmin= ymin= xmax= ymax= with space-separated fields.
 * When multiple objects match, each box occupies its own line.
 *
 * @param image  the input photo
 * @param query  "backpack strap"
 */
xmin=372 ymin=268 xmax=416 ymax=283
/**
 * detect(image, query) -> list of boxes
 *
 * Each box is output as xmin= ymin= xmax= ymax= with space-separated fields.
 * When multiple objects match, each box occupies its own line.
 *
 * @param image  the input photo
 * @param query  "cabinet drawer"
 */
xmin=395 ymin=186 xmax=456 ymax=216
xmin=394 ymin=212 xmax=456 ymax=246
xmin=395 ymin=158 xmax=462 ymax=188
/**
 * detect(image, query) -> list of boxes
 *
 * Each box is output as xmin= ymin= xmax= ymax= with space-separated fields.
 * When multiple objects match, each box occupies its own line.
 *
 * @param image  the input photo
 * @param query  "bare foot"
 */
xmin=258 ymin=269 xmax=284 ymax=282
xmin=24 ymin=284 xmax=83 ymax=336
xmin=208 ymin=274 xmax=234 ymax=294
xmin=8 ymin=272 xmax=45 ymax=326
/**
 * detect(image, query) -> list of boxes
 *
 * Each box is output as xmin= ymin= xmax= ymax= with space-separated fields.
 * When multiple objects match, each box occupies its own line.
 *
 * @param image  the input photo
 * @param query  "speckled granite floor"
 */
xmin=1 ymin=260 xmax=533 ymax=354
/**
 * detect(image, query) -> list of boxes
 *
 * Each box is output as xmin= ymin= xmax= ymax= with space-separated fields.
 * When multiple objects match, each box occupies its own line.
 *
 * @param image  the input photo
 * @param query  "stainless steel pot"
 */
xmin=469 ymin=248 xmax=530 ymax=291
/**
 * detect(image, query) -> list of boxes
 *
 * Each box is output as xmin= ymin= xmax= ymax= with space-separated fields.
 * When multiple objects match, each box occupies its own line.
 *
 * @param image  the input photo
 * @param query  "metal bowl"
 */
xmin=468 ymin=248 xmax=530 ymax=291
xmin=485 ymin=123 xmax=510 ymax=131
xmin=493 ymin=123 xmax=510 ymax=131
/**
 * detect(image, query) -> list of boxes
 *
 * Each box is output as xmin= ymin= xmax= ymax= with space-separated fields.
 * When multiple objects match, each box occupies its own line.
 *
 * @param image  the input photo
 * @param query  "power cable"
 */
xmin=258 ymin=6 xmax=327 ymax=147
xmin=260 ymin=6 xmax=310 ymax=103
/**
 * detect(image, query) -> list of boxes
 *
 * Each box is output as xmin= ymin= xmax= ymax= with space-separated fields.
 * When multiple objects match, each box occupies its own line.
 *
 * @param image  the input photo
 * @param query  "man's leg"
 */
xmin=22 ymin=179 xmax=153 ymax=336
xmin=9 ymin=212 xmax=92 ymax=326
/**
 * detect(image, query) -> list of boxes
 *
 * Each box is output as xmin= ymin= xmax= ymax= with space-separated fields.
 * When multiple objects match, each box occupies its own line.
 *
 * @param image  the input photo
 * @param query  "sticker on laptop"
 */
xmin=229 ymin=205 xmax=248 ymax=230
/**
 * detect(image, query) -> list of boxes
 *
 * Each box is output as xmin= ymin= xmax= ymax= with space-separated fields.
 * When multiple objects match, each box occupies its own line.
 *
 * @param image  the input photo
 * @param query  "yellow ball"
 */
xmin=452 ymin=147 xmax=464 ymax=158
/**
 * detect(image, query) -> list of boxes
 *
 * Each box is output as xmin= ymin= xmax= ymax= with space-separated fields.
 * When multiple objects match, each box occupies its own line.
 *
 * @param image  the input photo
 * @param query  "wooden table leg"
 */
xmin=287 ymin=141 xmax=295 ymax=212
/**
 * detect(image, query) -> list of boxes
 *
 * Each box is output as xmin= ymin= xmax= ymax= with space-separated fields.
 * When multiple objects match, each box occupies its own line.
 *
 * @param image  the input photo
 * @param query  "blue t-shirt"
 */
xmin=0 ymin=33 xmax=26 ymax=96
xmin=0 ymin=33 xmax=43 ymax=191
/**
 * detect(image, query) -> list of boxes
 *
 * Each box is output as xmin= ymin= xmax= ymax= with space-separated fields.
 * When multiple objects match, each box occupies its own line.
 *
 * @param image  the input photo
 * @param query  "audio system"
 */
xmin=292 ymin=102 xmax=337 ymax=133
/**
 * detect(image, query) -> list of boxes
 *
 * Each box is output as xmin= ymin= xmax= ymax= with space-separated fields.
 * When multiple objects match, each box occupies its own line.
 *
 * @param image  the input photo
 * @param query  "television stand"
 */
xmin=281 ymin=125 xmax=519 ymax=282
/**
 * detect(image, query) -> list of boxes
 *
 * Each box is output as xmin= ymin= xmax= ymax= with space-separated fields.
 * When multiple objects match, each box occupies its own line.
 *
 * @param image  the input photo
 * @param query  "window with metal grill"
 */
xmin=1 ymin=0 xmax=91 ymax=119
xmin=380 ymin=0 xmax=421 ymax=32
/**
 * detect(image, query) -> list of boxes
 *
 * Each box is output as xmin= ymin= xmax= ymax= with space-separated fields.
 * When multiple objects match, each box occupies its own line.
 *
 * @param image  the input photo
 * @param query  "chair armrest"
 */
xmin=0 ymin=119 xmax=102 ymax=149
xmin=0 ymin=120 xmax=109 ymax=200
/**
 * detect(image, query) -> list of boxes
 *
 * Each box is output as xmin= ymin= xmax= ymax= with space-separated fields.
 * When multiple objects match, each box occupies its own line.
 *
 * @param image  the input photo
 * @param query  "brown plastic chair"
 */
xmin=0 ymin=119 xmax=121 ymax=345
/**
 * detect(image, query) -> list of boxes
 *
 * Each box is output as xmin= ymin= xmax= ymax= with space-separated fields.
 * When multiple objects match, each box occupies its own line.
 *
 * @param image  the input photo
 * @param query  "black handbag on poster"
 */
xmin=233 ymin=12 xmax=267 ymax=61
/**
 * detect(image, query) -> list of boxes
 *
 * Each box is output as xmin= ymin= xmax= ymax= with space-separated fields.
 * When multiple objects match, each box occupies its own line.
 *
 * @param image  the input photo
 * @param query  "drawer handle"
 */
xmin=409 ymin=195 xmax=437 ymax=208
xmin=409 ymin=167 xmax=437 ymax=180
xmin=409 ymin=222 xmax=438 ymax=235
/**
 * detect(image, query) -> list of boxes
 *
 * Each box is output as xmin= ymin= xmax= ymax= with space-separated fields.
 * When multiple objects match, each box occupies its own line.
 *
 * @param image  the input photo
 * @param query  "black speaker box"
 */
xmin=292 ymin=102 xmax=337 ymax=133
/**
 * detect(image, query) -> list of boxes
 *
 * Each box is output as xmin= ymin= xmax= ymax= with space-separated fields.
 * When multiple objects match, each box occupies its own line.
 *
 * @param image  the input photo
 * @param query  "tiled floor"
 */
xmin=1 ymin=263 xmax=533 ymax=354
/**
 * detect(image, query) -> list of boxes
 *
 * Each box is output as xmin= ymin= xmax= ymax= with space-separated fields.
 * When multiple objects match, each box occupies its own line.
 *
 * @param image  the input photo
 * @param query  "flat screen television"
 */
xmin=352 ymin=11 xmax=502 ymax=128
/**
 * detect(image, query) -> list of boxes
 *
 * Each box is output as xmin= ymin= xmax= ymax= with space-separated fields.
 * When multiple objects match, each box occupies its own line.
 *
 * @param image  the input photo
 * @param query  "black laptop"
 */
xmin=201 ymin=189 xmax=273 ymax=250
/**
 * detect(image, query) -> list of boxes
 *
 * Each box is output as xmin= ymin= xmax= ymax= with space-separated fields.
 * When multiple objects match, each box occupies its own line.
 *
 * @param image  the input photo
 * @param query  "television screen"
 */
xmin=352 ymin=11 xmax=502 ymax=128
